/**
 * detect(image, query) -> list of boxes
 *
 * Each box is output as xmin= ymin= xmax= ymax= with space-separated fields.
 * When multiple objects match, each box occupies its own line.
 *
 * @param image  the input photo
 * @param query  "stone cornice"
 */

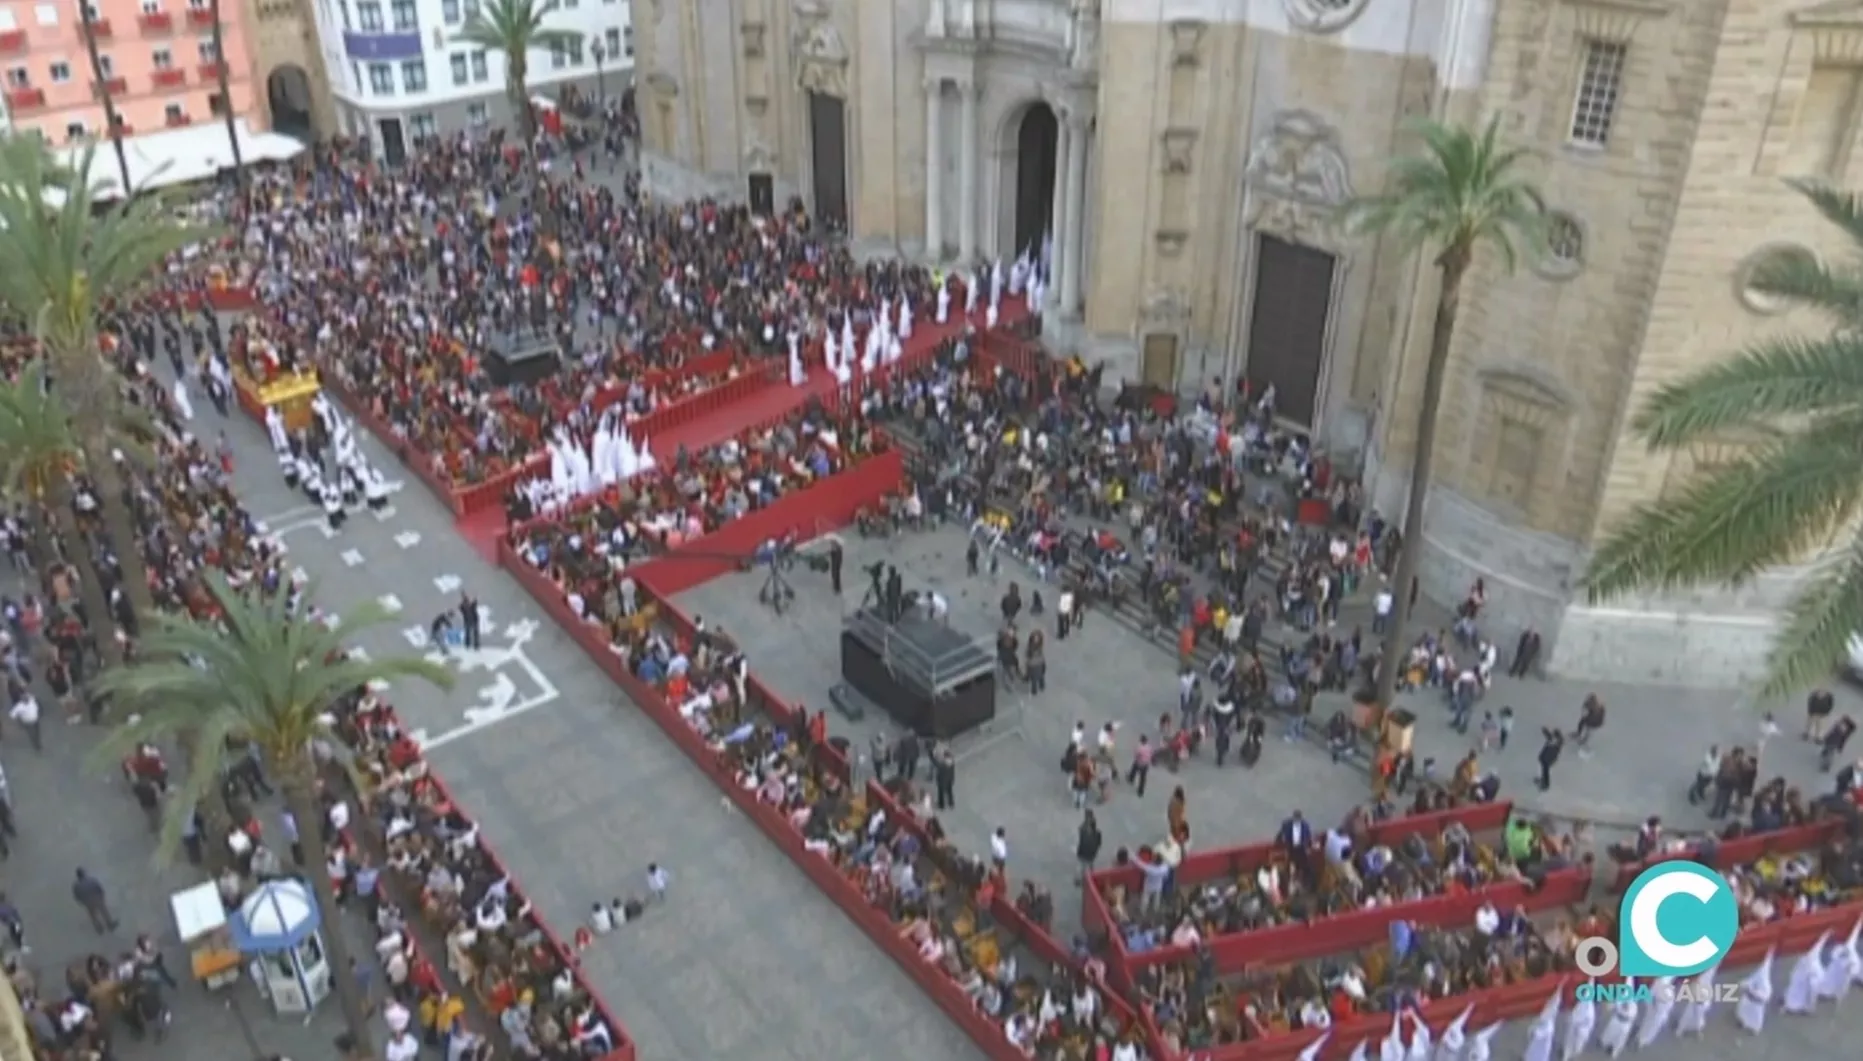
xmin=1556 ymin=0 xmax=1671 ymax=41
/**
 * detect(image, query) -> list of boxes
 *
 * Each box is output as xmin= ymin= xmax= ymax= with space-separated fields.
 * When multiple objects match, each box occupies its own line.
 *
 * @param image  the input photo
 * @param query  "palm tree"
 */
xmin=77 ymin=7 xmax=133 ymax=198
xmin=1584 ymin=181 xmax=1863 ymax=695
xmin=1340 ymin=116 xmax=1546 ymax=719
xmin=0 ymin=360 xmax=122 ymax=658
xmin=455 ymin=0 xmax=583 ymax=144
xmin=0 ymin=138 xmax=213 ymax=628
xmin=208 ymin=0 xmax=244 ymax=188
xmin=92 ymin=574 xmax=452 ymax=1054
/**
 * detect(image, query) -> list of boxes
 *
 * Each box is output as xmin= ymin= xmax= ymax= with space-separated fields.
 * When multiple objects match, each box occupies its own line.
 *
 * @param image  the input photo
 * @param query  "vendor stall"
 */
xmin=170 ymin=881 xmax=240 ymax=990
xmin=231 ymin=879 xmax=331 ymax=1015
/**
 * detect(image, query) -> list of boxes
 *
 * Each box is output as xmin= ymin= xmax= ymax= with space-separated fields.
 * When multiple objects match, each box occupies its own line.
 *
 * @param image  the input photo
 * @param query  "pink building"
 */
xmin=0 ymin=0 xmax=256 ymax=143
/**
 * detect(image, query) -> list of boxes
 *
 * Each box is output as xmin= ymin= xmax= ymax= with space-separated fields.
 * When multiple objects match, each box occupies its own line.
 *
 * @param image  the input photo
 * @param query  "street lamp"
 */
xmin=592 ymin=41 xmax=606 ymax=105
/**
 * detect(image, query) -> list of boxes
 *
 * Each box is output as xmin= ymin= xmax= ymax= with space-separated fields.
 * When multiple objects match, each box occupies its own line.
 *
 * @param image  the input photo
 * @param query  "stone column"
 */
xmin=1058 ymin=111 xmax=1089 ymax=315
xmin=924 ymin=79 xmax=944 ymax=261
xmin=1046 ymin=116 xmax=1070 ymax=305
xmin=957 ymin=79 xmax=980 ymax=264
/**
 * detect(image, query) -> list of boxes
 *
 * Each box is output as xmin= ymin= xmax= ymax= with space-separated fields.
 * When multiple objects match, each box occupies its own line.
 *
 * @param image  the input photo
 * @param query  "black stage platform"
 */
xmin=840 ymin=608 xmax=996 ymax=739
xmin=486 ymin=328 xmax=561 ymax=387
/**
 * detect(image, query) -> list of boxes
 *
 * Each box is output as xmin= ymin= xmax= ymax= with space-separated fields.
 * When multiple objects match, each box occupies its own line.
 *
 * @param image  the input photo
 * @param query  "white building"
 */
xmin=307 ymin=0 xmax=633 ymax=161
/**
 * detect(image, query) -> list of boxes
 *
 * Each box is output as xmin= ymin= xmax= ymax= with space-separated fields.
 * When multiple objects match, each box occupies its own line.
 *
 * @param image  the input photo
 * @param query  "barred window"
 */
xmin=1569 ymin=39 xmax=1627 ymax=147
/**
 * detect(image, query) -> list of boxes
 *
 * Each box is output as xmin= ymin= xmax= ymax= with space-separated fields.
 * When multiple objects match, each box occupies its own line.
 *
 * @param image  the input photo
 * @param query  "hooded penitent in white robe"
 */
xmin=1635 ymin=977 xmax=1676 ymax=1047
xmin=1346 ymin=1041 xmax=1368 ymax=1061
xmin=822 ymin=332 xmax=840 ymax=375
xmin=1735 ymin=948 xmax=1775 ymax=1034
xmin=1523 ymin=990 xmax=1561 ymax=1061
xmin=1295 ymin=1031 xmax=1329 ymax=1061
xmin=936 ymin=284 xmax=951 ymax=324
xmin=1560 ymin=993 xmax=1596 ymax=1061
xmin=1595 ymin=994 xmax=1636 ymax=1057
xmin=266 ymin=405 xmax=289 ymax=453
xmin=1784 ymin=932 xmax=1830 ymax=1014
xmin=1433 ymin=1004 xmax=1472 ymax=1061
xmin=1029 ymin=275 xmax=1046 ymax=316
xmin=171 ymin=378 xmax=195 ymax=421
xmin=1403 ymin=1013 xmax=1431 ymax=1061
xmin=787 ymin=332 xmax=806 ymax=386
xmin=900 ymin=296 xmax=914 ymax=339
xmin=1378 ymin=1013 xmax=1404 ymax=1061
xmin=965 ymin=272 xmax=981 ymax=314
xmin=1676 ymin=966 xmax=1717 ymax=1036
xmin=840 ymin=316 xmax=856 ymax=365
xmin=1819 ymin=918 xmax=1862 ymax=1003
xmin=990 ymin=259 xmax=1005 ymax=309
xmin=1463 ymin=1024 xmax=1499 ymax=1061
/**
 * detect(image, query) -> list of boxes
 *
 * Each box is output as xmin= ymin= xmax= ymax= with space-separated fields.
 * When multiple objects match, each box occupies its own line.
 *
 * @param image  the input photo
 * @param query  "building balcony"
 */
xmin=0 ymin=30 xmax=25 ymax=53
xmin=93 ymin=76 xmax=128 ymax=99
xmin=186 ymin=8 xmax=216 ymax=28
xmin=86 ymin=17 xmax=113 ymax=38
xmin=138 ymin=11 xmax=174 ymax=33
xmin=151 ymin=67 xmax=188 ymax=88
xmin=165 ymin=111 xmax=191 ymax=127
xmin=7 ymin=87 xmax=45 ymax=110
xmin=197 ymin=61 xmax=227 ymax=82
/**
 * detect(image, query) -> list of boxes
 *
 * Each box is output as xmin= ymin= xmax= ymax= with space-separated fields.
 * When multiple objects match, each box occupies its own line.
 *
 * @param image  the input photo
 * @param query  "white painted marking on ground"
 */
xmin=319 ymin=613 xmax=341 ymax=630
xmin=290 ymin=566 xmax=309 ymax=584
xmin=434 ymin=574 xmax=463 ymax=594
xmin=252 ymin=520 xmax=270 ymax=535
xmin=347 ymin=646 xmax=371 ymax=662
xmin=394 ymin=531 xmax=422 ymax=549
xmin=377 ymin=594 xmax=403 ymax=614
xmin=370 ymin=505 xmax=398 ymax=521
xmin=366 ymin=678 xmax=392 ymax=693
xmin=403 ymin=625 xmax=430 ymax=648
xmin=341 ymin=549 xmax=365 ymax=567
xmin=412 ymin=615 xmax=561 ymax=751
xmin=253 ymin=504 xmax=320 ymax=525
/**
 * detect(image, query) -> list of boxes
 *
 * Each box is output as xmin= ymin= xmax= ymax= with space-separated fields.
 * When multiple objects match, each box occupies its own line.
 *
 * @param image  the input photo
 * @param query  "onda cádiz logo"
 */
xmin=1573 ymin=862 xmax=1742 ymax=1003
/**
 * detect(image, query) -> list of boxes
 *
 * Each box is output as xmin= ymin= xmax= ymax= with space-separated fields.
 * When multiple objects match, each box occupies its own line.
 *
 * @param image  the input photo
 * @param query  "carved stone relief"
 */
xmin=1169 ymin=20 xmax=1206 ymax=66
xmin=1283 ymin=0 xmax=1373 ymax=35
xmin=1245 ymin=110 xmax=1354 ymax=208
xmin=1155 ymin=230 xmax=1189 ymax=257
xmin=1161 ymin=128 xmax=1197 ymax=174
xmin=1140 ymin=287 xmax=1192 ymax=330
xmin=741 ymin=21 xmax=766 ymax=58
xmin=745 ymin=141 xmax=777 ymax=173
xmin=795 ymin=21 xmax=850 ymax=97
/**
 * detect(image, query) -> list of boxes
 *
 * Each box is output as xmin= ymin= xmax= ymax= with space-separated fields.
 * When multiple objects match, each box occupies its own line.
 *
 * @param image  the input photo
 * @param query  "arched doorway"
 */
xmin=267 ymin=65 xmax=314 ymax=138
xmin=1011 ymin=103 xmax=1058 ymax=259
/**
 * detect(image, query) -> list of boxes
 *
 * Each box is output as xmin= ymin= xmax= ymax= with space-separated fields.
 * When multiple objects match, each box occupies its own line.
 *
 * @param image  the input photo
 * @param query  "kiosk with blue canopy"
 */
xmin=230 ymin=879 xmax=332 ymax=1015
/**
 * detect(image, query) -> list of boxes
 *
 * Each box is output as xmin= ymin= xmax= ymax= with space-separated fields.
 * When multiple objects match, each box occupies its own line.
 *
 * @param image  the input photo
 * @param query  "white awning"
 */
xmin=57 ymin=118 xmax=306 ymax=199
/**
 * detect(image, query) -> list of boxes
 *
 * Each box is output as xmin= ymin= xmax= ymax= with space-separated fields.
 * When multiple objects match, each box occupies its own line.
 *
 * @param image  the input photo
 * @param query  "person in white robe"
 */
xmin=965 ymin=271 xmax=981 ymax=315
xmin=900 ymin=296 xmax=914 ymax=339
xmin=1523 ymin=989 xmax=1560 ymax=1061
xmin=1735 ymin=948 xmax=1774 ymax=1034
xmin=1377 ymin=1012 xmax=1404 ymax=1061
xmin=990 ymin=258 xmax=1005 ymax=311
xmin=1294 ymin=1031 xmax=1329 ymax=1061
xmin=1402 ymin=1010 xmax=1430 ymax=1061
xmin=1462 ymin=1024 xmax=1500 ymax=1061
xmin=322 ymin=481 xmax=345 ymax=530
xmin=823 ymin=331 xmax=840 ymax=375
xmin=986 ymin=300 xmax=999 ymax=330
xmin=936 ymin=283 xmax=951 ymax=324
xmin=1559 ymin=992 xmax=1595 ymax=1061
xmin=1432 ymin=1004 xmax=1471 ymax=1061
xmin=1595 ymin=993 xmax=1636 ymax=1057
xmin=1634 ymin=977 xmax=1676 ymax=1047
xmin=1818 ymin=918 xmax=1862 ymax=1003
xmin=887 ymin=334 xmax=904 ymax=365
xmin=1009 ymin=253 xmax=1030 ymax=295
xmin=265 ymin=406 xmax=290 ymax=454
xmin=168 ymin=376 xmax=195 ymax=421
xmin=787 ymin=332 xmax=806 ymax=386
xmin=365 ymin=467 xmax=391 ymax=512
xmin=1675 ymin=966 xmax=1717 ymax=1036
xmin=1029 ymin=274 xmax=1046 ymax=317
xmin=1345 ymin=1042 xmax=1368 ymax=1061
xmin=840 ymin=316 xmax=856 ymax=366
xmin=1784 ymin=933 xmax=1828 ymax=1014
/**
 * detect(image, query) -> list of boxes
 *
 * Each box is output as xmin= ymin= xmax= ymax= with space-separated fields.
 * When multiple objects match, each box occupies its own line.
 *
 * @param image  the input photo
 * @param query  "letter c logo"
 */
xmin=1618 ymin=863 xmax=1740 ymax=977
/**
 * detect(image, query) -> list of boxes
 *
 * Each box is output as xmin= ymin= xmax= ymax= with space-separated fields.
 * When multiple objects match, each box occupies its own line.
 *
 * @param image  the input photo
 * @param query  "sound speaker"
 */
xmin=749 ymin=172 xmax=775 ymax=216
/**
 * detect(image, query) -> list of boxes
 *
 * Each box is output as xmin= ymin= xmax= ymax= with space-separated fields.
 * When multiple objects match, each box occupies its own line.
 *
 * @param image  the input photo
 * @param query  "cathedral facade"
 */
xmin=633 ymin=0 xmax=1863 ymax=687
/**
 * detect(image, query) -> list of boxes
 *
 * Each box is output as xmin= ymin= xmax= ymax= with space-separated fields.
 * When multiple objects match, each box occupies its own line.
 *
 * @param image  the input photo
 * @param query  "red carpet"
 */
xmin=647 ymin=298 xmax=1030 ymax=460
xmin=458 ymin=503 xmax=510 ymax=564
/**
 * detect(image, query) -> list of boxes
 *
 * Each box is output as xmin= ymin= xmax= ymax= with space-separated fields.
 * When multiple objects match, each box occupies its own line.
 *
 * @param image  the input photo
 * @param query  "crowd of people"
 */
xmin=211 ymin=132 xmax=951 ymax=498
xmin=605 ymin=600 xmax=1150 ymax=1060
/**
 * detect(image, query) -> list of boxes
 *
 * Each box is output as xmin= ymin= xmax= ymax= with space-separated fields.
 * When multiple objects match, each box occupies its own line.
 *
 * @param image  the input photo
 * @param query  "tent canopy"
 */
xmin=57 ymin=118 xmax=306 ymax=200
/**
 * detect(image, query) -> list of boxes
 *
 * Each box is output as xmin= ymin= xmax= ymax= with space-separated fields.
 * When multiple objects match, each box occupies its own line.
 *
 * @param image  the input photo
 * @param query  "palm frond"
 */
xmin=1583 ymin=415 xmax=1863 ymax=599
xmin=1762 ymin=531 xmax=1863 ymax=697
xmin=1744 ymin=243 xmax=1863 ymax=322
xmin=1630 ymin=334 xmax=1863 ymax=447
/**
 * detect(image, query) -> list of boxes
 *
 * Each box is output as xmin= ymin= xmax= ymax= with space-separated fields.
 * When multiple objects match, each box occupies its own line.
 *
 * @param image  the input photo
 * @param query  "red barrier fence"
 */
xmin=1085 ymin=801 xmax=1515 ymax=976
xmin=500 ymin=540 xmax=1150 ymax=1061
xmin=629 ymin=360 xmax=783 ymax=445
xmin=1609 ymin=819 xmax=1845 ymax=891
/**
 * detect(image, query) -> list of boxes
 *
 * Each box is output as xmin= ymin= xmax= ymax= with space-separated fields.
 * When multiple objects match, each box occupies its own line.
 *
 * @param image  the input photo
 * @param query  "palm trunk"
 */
xmin=50 ymin=491 xmax=123 ymax=669
xmin=510 ymin=60 xmax=534 ymax=143
xmin=79 ymin=14 xmax=133 ymax=197
xmin=85 ymin=444 xmax=157 ymax=621
xmin=1373 ymin=244 xmax=1472 ymax=720
xmin=281 ymin=759 xmax=375 ymax=1054
xmin=208 ymin=0 xmax=244 ymax=186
